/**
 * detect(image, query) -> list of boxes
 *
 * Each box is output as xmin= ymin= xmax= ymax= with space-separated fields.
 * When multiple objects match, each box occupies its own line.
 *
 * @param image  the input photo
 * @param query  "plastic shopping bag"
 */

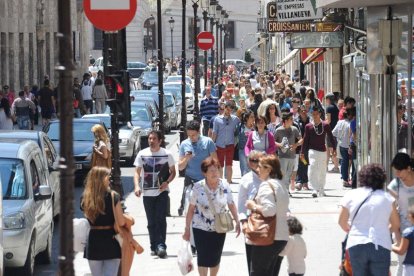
xmin=177 ymin=240 xmax=194 ymax=275
xmin=73 ymin=218 xmax=90 ymax=252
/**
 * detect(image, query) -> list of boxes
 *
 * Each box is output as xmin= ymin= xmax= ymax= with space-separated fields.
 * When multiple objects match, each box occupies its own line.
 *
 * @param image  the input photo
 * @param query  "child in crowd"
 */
xmin=393 ymin=206 xmax=414 ymax=276
xmin=280 ymin=216 xmax=307 ymax=276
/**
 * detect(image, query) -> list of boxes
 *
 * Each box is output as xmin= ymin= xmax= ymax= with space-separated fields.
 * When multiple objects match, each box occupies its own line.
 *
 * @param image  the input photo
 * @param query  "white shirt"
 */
xmin=280 ymin=234 xmax=307 ymax=274
xmin=340 ymin=187 xmax=395 ymax=250
xmin=134 ymin=147 xmax=176 ymax=197
xmin=238 ymin=171 xmax=262 ymax=221
xmin=388 ymin=178 xmax=414 ymax=230
xmin=0 ymin=109 xmax=13 ymax=130
xmin=332 ymin=119 xmax=351 ymax=148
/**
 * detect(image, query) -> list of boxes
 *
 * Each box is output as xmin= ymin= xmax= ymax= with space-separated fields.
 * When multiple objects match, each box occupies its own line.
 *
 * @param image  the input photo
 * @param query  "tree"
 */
xmin=245 ymin=51 xmax=254 ymax=62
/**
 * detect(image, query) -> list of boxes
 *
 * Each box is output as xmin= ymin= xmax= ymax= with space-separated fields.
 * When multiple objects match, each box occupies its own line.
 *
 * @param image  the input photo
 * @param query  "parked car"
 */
xmin=130 ymin=101 xmax=159 ymax=148
xmin=224 ymin=59 xmax=249 ymax=68
xmin=138 ymin=71 xmax=159 ymax=90
xmin=127 ymin=61 xmax=147 ymax=79
xmin=1 ymin=139 xmax=53 ymax=274
xmin=0 ymin=130 xmax=60 ymax=217
xmin=163 ymin=82 xmax=194 ymax=112
xmin=88 ymin=56 xmax=104 ymax=75
xmin=43 ymin=119 xmax=109 ymax=182
xmin=130 ymin=90 xmax=173 ymax=133
xmin=151 ymin=85 xmax=183 ymax=112
xmin=82 ymin=114 xmax=142 ymax=166
xmin=165 ymin=75 xmax=193 ymax=87
xmin=164 ymin=92 xmax=181 ymax=129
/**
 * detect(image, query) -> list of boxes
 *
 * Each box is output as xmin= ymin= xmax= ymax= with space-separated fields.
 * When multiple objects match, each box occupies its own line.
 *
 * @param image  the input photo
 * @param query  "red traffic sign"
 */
xmin=197 ymin=32 xmax=215 ymax=51
xmin=84 ymin=0 xmax=137 ymax=32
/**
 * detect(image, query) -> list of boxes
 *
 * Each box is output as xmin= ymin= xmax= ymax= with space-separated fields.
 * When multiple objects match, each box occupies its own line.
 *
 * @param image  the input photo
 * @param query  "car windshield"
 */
xmin=0 ymin=158 xmax=27 ymax=200
xmin=47 ymin=122 xmax=96 ymax=141
xmin=165 ymin=83 xmax=191 ymax=94
xmin=163 ymin=88 xmax=182 ymax=101
xmin=84 ymin=116 xmax=111 ymax=128
xmin=131 ymin=106 xmax=150 ymax=122
xmin=167 ymin=76 xmax=191 ymax=84
xmin=128 ymin=62 xmax=146 ymax=69
xmin=142 ymin=72 xmax=158 ymax=82
xmin=165 ymin=94 xmax=175 ymax=106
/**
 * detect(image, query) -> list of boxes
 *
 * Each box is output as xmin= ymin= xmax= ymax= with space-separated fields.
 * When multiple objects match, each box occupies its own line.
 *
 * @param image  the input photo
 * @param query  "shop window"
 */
xmin=93 ymin=27 xmax=103 ymax=50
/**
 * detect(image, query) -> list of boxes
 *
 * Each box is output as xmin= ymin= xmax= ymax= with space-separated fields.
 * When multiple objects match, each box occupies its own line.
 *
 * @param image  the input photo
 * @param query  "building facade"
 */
xmin=0 ymin=0 xmax=89 ymax=91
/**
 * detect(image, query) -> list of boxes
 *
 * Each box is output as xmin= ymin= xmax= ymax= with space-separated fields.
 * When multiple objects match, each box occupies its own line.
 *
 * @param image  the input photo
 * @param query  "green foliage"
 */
xmin=244 ymin=51 xmax=254 ymax=62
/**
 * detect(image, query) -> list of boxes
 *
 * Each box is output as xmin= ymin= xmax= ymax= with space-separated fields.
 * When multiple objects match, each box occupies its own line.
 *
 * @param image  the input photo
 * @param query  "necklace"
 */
xmin=312 ymin=122 xmax=324 ymax=136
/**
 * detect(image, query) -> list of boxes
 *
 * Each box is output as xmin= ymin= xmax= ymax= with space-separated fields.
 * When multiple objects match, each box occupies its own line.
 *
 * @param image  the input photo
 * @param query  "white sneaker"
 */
xmin=318 ymin=191 xmax=326 ymax=197
xmin=312 ymin=191 xmax=318 ymax=198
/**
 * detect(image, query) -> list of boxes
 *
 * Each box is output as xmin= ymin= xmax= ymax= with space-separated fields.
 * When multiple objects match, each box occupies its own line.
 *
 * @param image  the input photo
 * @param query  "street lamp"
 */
xmin=219 ymin=9 xmax=226 ymax=78
xmin=221 ymin=12 xmax=228 ymax=77
xmin=200 ymin=0 xmax=210 ymax=88
xmin=169 ymin=17 xmax=175 ymax=59
xmin=215 ymin=4 xmax=222 ymax=83
xmin=192 ymin=0 xmax=201 ymax=122
xmin=156 ymin=0 xmax=165 ymax=134
xmin=180 ymin=0 xmax=187 ymax=145
xmin=209 ymin=0 xmax=217 ymax=84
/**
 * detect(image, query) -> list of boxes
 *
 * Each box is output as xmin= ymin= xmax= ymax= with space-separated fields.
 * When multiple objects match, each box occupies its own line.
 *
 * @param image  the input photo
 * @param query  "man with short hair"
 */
xmin=325 ymin=93 xmax=340 ymax=173
xmin=300 ymin=106 xmax=336 ymax=197
xmin=212 ymin=101 xmax=240 ymax=183
xmin=274 ymin=112 xmax=303 ymax=192
xmin=11 ymin=91 xmax=36 ymax=130
xmin=177 ymin=120 xmax=217 ymax=215
xmin=200 ymin=86 xmax=219 ymax=136
xmin=134 ymin=131 xmax=176 ymax=258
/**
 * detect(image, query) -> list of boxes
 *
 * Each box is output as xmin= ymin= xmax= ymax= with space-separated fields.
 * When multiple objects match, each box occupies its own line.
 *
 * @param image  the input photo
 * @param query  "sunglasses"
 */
xmin=249 ymin=158 xmax=259 ymax=163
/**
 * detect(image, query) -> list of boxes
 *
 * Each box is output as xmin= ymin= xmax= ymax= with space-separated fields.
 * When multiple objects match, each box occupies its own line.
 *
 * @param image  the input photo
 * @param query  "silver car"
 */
xmin=1 ymin=139 xmax=53 ymax=275
xmin=82 ymin=114 xmax=142 ymax=166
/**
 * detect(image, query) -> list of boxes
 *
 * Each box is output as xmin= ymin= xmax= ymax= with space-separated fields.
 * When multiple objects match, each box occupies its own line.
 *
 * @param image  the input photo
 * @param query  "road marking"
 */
xmin=198 ymin=38 xmax=213 ymax=44
xmin=91 ymin=0 xmax=130 ymax=10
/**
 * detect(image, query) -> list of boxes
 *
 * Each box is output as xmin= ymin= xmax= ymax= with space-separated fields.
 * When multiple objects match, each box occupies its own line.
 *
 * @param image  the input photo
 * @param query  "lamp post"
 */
xmin=219 ymin=10 xmax=225 ymax=78
xmin=222 ymin=12 xmax=228 ymax=77
xmin=180 ymin=0 xmax=187 ymax=144
xmin=157 ymin=0 xmax=165 ymax=134
xmin=200 ymin=0 xmax=210 ymax=88
xmin=215 ymin=5 xmax=222 ymax=83
xmin=209 ymin=0 xmax=217 ymax=85
xmin=169 ymin=17 xmax=175 ymax=59
xmin=192 ymin=0 xmax=201 ymax=122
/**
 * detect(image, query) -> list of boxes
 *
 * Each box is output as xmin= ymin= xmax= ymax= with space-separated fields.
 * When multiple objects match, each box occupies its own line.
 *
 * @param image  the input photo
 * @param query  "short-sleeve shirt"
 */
xmin=326 ymin=104 xmax=339 ymax=130
xmin=388 ymin=179 xmax=414 ymax=230
xmin=274 ymin=126 xmax=301 ymax=159
xmin=179 ymin=136 xmax=216 ymax=181
xmin=134 ymin=147 xmax=176 ymax=197
xmin=190 ymin=179 xmax=234 ymax=232
xmin=402 ymin=226 xmax=414 ymax=265
xmin=212 ymin=115 xmax=241 ymax=148
xmin=38 ymin=87 xmax=54 ymax=108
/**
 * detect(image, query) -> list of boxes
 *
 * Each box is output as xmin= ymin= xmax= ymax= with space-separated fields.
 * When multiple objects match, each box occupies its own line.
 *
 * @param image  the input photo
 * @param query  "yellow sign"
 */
xmin=268 ymin=21 xmax=311 ymax=32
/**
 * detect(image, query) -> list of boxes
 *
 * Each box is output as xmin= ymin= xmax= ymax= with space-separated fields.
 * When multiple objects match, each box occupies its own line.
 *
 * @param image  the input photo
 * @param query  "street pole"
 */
xmin=193 ymin=1 xmax=201 ymax=122
xmin=215 ymin=20 xmax=219 ymax=83
xmin=57 ymin=0 xmax=75 ymax=274
xmin=224 ymin=31 xmax=227 ymax=73
xmin=219 ymin=23 xmax=223 ymax=78
xmin=169 ymin=17 xmax=175 ymax=60
xmin=157 ymin=0 xmax=165 ymax=134
xmin=180 ymin=0 xmax=187 ymax=144
xmin=203 ymin=10 xmax=208 ymax=88
xmin=210 ymin=17 xmax=215 ymax=85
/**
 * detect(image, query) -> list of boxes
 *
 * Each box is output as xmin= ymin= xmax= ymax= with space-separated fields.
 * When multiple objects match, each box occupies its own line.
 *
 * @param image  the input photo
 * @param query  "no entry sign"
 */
xmin=84 ymin=0 xmax=137 ymax=32
xmin=197 ymin=32 xmax=215 ymax=51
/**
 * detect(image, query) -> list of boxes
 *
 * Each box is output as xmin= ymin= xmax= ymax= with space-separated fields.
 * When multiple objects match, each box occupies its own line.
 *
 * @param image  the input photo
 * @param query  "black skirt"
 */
xmin=84 ymin=229 xmax=121 ymax=260
xmin=193 ymin=227 xmax=226 ymax=267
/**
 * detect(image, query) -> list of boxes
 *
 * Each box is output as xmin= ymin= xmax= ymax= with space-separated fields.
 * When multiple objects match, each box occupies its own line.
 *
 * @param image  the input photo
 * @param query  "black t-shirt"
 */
xmin=326 ymin=104 xmax=339 ymax=130
xmin=38 ymin=87 xmax=54 ymax=108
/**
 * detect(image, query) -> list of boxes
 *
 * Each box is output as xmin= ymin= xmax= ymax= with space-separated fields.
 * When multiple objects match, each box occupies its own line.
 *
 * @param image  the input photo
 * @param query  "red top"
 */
xmin=301 ymin=122 xmax=336 ymax=154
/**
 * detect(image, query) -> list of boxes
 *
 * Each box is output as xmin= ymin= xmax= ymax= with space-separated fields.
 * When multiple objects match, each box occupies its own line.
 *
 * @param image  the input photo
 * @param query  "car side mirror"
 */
xmin=34 ymin=185 xmax=52 ymax=201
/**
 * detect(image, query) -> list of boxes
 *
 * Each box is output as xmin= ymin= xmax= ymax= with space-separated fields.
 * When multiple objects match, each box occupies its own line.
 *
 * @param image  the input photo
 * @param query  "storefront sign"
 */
xmin=268 ymin=21 xmax=311 ymax=32
xmin=267 ymin=0 xmax=323 ymax=22
xmin=290 ymin=32 xmax=344 ymax=48
xmin=301 ymin=48 xmax=324 ymax=62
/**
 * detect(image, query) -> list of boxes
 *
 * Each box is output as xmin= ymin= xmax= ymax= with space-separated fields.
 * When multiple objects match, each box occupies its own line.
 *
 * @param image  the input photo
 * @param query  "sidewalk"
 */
xmin=74 ymin=144 xmax=398 ymax=276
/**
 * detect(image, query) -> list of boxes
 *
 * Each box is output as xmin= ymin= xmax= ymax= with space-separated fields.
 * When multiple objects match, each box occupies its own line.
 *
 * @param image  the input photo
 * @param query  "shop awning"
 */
xmin=316 ymin=0 xmax=412 ymax=8
xmin=277 ymin=49 xmax=299 ymax=68
xmin=303 ymin=48 xmax=326 ymax=64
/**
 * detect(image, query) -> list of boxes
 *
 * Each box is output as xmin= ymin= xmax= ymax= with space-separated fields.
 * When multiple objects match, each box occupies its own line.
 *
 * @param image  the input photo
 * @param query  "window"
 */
xmin=30 ymin=161 xmax=40 ymax=195
xmin=93 ymin=27 xmax=103 ymax=50
xmin=225 ymin=21 xmax=235 ymax=49
xmin=188 ymin=18 xmax=201 ymax=49
xmin=0 ymin=158 xmax=27 ymax=199
xmin=43 ymin=137 xmax=55 ymax=167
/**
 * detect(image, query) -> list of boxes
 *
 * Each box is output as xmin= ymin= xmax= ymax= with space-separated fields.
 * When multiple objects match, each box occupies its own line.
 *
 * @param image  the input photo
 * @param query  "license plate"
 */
xmin=76 ymin=164 xmax=82 ymax=170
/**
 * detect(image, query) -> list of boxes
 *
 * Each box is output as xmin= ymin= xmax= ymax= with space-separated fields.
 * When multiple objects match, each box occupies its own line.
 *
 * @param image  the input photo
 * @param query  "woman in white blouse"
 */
xmin=338 ymin=164 xmax=401 ymax=276
xmin=183 ymin=157 xmax=240 ymax=276
xmin=245 ymin=155 xmax=290 ymax=276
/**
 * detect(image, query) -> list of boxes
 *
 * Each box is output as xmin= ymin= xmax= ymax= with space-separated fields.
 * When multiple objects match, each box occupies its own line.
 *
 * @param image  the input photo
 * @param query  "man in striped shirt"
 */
xmin=200 ymin=86 xmax=219 ymax=136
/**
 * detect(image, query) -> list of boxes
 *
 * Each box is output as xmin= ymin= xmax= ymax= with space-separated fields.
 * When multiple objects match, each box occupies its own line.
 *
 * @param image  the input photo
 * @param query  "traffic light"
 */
xmin=104 ymin=70 xmax=131 ymax=123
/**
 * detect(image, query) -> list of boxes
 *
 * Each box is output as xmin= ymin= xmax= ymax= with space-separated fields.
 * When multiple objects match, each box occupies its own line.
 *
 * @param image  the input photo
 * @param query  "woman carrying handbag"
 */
xmin=244 ymin=155 xmax=290 ymax=276
xmin=81 ymin=166 xmax=125 ymax=276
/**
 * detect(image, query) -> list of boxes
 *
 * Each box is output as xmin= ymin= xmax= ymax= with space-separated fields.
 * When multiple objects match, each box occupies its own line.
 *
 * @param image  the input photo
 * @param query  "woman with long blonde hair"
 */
xmin=81 ymin=166 xmax=125 ymax=276
xmin=91 ymin=124 xmax=111 ymax=168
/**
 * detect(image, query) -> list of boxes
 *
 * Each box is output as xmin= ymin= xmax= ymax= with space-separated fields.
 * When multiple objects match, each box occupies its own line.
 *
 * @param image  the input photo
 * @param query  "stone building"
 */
xmin=0 ymin=0 xmax=89 ymax=91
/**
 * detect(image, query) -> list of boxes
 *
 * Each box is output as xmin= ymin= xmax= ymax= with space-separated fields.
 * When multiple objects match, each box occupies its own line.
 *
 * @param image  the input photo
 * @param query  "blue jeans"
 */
xmin=88 ymin=259 xmax=120 ymax=276
xmin=143 ymin=191 xmax=168 ymax=252
xmin=239 ymin=149 xmax=250 ymax=176
xmin=348 ymin=243 xmax=390 ymax=276
xmin=340 ymin=146 xmax=350 ymax=181
xmin=17 ymin=115 xmax=30 ymax=130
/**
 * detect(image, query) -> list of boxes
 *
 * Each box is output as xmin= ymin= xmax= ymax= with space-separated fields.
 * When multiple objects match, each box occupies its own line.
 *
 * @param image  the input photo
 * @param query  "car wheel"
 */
xmin=20 ymin=234 xmax=35 ymax=275
xmin=38 ymin=223 xmax=53 ymax=264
